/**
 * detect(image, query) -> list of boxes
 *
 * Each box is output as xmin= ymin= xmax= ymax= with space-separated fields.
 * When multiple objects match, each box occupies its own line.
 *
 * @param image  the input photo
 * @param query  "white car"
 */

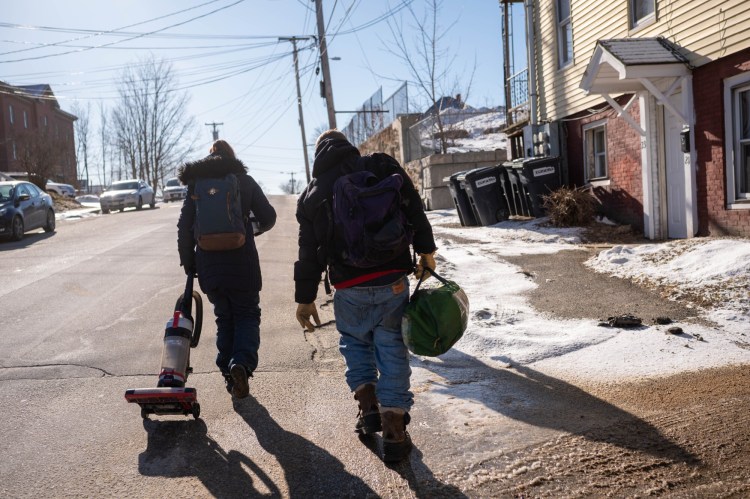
xmin=46 ymin=181 xmax=76 ymax=198
xmin=163 ymin=177 xmax=187 ymax=202
xmin=99 ymin=179 xmax=156 ymax=214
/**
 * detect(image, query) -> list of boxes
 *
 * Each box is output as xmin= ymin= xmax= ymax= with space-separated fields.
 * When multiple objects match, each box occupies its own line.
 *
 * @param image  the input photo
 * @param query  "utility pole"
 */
xmin=314 ymin=0 xmax=337 ymax=129
xmin=205 ymin=122 xmax=223 ymax=141
xmin=279 ymin=36 xmax=312 ymax=183
xmin=281 ymin=170 xmax=299 ymax=194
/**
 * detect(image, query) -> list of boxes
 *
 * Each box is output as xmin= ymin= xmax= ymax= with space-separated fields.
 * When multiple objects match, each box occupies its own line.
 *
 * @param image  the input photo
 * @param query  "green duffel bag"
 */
xmin=402 ymin=269 xmax=469 ymax=356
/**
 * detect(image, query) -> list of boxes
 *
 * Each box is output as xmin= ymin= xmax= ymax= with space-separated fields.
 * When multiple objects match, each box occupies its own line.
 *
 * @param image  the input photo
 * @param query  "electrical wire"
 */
xmin=0 ymin=0 xmax=247 ymax=64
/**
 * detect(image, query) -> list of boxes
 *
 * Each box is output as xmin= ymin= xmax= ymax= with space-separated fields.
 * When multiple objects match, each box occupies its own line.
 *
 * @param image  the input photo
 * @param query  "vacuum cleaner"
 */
xmin=125 ymin=273 xmax=203 ymax=419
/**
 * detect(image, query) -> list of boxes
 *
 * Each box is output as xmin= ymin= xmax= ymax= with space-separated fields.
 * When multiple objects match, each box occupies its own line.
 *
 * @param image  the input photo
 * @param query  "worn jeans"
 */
xmin=205 ymin=288 xmax=261 ymax=376
xmin=334 ymin=276 xmax=412 ymax=411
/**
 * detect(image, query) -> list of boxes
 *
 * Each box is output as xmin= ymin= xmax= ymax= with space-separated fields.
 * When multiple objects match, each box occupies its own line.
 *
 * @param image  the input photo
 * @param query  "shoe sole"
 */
xmin=230 ymin=365 xmax=249 ymax=399
xmin=383 ymin=433 xmax=413 ymax=463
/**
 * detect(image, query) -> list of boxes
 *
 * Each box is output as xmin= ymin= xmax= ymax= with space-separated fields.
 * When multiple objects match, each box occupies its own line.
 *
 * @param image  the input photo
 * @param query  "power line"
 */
xmin=0 ymin=0 xmax=248 ymax=64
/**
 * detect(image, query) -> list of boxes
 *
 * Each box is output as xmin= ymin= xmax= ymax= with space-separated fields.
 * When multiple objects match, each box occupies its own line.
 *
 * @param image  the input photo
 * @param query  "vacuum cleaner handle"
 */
xmin=182 ymin=273 xmax=194 ymax=317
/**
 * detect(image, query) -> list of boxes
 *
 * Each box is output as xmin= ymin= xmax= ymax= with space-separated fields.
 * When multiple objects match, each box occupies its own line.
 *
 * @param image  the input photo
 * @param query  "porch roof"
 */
xmin=580 ymin=37 xmax=691 ymax=94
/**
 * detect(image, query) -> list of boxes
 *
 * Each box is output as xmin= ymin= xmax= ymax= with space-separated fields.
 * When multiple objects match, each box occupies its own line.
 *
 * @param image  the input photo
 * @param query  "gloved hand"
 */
xmin=183 ymin=264 xmax=196 ymax=277
xmin=296 ymin=303 xmax=321 ymax=332
xmin=414 ymin=252 xmax=436 ymax=280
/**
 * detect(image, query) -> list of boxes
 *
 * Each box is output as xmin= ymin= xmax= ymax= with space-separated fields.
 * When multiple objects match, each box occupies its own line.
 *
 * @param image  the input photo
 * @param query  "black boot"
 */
xmin=381 ymin=408 xmax=412 ymax=462
xmin=230 ymin=364 xmax=249 ymax=399
xmin=354 ymin=383 xmax=381 ymax=434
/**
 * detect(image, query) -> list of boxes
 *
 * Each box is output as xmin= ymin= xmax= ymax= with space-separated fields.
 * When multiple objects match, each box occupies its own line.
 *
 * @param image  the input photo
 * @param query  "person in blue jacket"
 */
xmin=177 ymin=140 xmax=276 ymax=399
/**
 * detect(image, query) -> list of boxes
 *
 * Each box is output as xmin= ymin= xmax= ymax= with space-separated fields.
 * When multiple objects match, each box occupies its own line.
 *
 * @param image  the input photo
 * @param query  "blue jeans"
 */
xmin=205 ymin=288 xmax=261 ymax=376
xmin=334 ymin=276 xmax=412 ymax=411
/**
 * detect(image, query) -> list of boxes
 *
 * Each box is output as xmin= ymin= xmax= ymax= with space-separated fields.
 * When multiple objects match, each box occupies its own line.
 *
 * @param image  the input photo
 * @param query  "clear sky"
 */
xmin=1 ymin=1 xmax=509 ymax=193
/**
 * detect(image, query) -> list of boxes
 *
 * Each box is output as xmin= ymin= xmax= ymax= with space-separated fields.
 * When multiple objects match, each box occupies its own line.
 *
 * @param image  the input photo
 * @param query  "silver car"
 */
xmin=163 ymin=177 xmax=187 ymax=202
xmin=46 ymin=181 xmax=76 ymax=198
xmin=99 ymin=179 xmax=155 ymax=214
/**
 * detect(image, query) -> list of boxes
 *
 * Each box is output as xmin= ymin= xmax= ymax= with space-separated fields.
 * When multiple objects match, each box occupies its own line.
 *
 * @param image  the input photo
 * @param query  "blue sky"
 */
xmin=1 ymin=1 xmax=512 ymax=193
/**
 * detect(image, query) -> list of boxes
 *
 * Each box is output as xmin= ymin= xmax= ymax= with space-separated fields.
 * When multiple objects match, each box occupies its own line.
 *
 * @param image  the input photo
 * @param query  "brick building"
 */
xmin=504 ymin=0 xmax=750 ymax=239
xmin=0 ymin=82 xmax=77 ymax=185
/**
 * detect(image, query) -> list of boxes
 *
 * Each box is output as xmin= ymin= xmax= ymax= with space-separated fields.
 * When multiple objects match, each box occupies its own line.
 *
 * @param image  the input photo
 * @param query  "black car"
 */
xmin=0 ymin=181 xmax=56 ymax=241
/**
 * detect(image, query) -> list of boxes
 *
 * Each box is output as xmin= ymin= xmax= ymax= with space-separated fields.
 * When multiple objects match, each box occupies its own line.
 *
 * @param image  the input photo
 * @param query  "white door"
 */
xmin=663 ymin=95 xmax=687 ymax=238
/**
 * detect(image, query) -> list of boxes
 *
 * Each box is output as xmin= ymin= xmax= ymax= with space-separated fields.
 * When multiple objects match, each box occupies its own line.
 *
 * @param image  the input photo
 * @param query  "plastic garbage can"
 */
xmin=496 ymin=166 xmax=517 ymax=217
xmin=516 ymin=156 xmax=561 ymax=217
xmin=461 ymin=166 xmax=511 ymax=226
xmin=447 ymin=171 xmax=478 ymax=226
xmin=503 ymin=162 xmax=531 ymax=217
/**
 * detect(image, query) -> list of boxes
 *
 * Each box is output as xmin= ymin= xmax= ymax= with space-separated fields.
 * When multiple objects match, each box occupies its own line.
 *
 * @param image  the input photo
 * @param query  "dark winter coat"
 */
xmin=177 ymin=153 xmax=276 ymax=293
xmin=294 ymin=138 xmax=437 ymax=304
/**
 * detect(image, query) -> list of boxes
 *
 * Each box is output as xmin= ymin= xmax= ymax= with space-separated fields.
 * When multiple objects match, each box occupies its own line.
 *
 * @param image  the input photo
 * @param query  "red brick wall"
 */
xmin=564 ymin=95 xmax=644 ymax=229
xmin=693 ymin=47 xmax=750 ymax=237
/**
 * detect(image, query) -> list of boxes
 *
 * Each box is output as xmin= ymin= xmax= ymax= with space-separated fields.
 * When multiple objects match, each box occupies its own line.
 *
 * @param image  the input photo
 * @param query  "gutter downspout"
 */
xmin=525 ymin=0 xmax=537 ymax=127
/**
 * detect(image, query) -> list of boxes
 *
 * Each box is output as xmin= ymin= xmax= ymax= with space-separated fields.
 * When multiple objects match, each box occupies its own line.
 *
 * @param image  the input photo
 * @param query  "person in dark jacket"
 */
xmin=294 ymin=129 xmax=437 ymax=462
xmin=177 ymin=139 xmax=276 ymax=399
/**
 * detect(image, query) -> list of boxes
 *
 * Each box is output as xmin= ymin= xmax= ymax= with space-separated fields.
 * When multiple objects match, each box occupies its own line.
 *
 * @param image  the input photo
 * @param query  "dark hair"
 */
xmin=210 ymin=139 xmax=236 ymax=159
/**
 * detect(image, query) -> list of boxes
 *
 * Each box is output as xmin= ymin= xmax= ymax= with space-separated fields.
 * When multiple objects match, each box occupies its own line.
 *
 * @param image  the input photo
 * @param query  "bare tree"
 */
xmin=278 ymin=176 xmax=304 ymax=194
xmin=14 ymin=127 xmax=73 ymax=187
xmin=97 ymin=101 xmax=111 ymax=189
xmin=111 ymin=55 xmax=199 ymax=191
xmin=71 ymin=101 xmax=91 ymax=192
xmin=385 ymin=0 xmax=473 ymax=154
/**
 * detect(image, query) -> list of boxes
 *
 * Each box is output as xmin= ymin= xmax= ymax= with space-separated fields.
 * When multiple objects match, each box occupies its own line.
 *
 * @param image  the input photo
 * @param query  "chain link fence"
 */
xmin=342 ymin=82 xmax=409 ymax=146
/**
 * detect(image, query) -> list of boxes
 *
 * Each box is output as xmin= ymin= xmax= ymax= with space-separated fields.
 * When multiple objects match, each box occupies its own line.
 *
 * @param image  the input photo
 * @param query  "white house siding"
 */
xmin=535 ymin=0 xmax=750 ymax=123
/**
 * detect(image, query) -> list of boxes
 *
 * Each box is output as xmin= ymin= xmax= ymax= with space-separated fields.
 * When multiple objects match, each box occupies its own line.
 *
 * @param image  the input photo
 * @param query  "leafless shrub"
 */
xmin=542 ymin=186 xmax=597 ymax=227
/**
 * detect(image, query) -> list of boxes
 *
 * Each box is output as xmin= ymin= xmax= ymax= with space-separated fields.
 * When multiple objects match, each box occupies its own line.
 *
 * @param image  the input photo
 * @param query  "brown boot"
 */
xmin=354 ymin=383 xmax=381 ymax=435
xmin=381 ymin=407 xmax=412 ymax=462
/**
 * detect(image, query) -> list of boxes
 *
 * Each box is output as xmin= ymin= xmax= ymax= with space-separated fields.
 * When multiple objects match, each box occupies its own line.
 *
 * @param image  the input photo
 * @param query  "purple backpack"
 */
xmin=332 ymin=163 xmax=413 ymax=268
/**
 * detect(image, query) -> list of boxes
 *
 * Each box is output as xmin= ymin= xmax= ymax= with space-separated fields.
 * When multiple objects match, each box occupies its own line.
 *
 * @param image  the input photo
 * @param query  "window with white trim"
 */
xmin=556 ymin=0 xmax=573 ymax=68
xmin=23 ymin=110 xmax=28 ymax=128
xmin=583 ymin=121 xmax=607 ymax=181
xmin=12 ymin=141 xmax=17 ymax=160
xmin=630 ymin=0 xmax=656 ymax=29
xmin=728 ymin=81 xmax=750 ymax=200
xmin=8 ymin=105 xmax=14 ymax=125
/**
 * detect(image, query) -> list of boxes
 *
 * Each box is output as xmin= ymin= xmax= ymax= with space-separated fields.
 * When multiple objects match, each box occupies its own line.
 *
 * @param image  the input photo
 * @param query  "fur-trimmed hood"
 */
xmin=178 ymin=154 xmax=247 ymax=184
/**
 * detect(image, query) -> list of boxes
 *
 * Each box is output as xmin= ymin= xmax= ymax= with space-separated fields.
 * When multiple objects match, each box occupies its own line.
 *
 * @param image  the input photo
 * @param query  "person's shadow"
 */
xmin=234 ymin=394 xmax=383 ymax=497
xmin=416 ymin=350 xmax=699 ymax=465
xmin=139 ymin=418 xmax=280 ymax=497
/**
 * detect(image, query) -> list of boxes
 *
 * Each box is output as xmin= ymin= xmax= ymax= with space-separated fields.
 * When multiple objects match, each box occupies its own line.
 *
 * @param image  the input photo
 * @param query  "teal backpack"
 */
xmin=192 ymin=174 xmax=246 ymax=251
xmin=402 ymin=269 xmax=469 ymax=356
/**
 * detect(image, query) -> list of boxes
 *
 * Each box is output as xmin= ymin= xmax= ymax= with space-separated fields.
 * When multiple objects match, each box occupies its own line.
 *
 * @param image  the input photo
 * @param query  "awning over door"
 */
xmin=580 ymin=37 xmax=692 ymax=133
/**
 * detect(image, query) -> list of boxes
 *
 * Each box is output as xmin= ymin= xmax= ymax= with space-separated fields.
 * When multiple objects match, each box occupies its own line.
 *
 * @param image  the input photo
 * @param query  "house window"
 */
xmin=43 ymin=115 xmax=48 ymax=126
xmin=8 ymin=105 xmax=13 ymax=125
xmin=12 ymin=141 xmax=17 ymax=160
xmin=23 ymin=111 xmax=28 ymax=128
xmin=630 ymin=0 xmax=656 ymax=29
xmin=557 ymin=0 xmax=573 ymax=68
xmin=584 ymin=121 xmax=607 ymax=181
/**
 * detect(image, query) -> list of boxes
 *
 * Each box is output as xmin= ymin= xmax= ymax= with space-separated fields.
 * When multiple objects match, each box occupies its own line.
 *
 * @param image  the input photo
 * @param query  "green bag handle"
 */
xmin=411 ymin=267 xmax=451 ymax=299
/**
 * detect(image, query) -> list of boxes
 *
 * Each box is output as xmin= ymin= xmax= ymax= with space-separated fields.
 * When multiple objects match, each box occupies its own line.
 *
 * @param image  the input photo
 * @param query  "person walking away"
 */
xmin=177 ymin=139 xmax=277 ymax=399
xmin=294 ymin=130 xmax=437 ymax=462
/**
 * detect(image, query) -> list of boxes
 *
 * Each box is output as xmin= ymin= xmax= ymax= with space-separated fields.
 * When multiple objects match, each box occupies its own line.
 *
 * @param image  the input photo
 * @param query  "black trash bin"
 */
xmin=447 ymin=171 xmax=478 ymax=226
xmin=461 ymin=166 xmax=511 ymax=226
xmin=496 ymin=166 xmax=517 ymax=217
xmin=503 ymin=162 xmax=531 ymax=217
xmin=516 ymin=156 xmax=562 ymax=217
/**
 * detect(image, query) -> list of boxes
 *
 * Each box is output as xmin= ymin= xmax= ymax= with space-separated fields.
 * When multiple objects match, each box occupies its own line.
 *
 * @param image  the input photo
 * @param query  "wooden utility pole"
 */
xmin=314 ymin=0 xmax=337 ymax=129
xmin=205 ymin=122 xmax=223 ymax=141
xmin=279 ymin=36 xmax=311 ymax=183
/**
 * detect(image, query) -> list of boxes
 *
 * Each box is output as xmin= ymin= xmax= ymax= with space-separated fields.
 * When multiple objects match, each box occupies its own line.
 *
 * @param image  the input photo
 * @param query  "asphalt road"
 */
xmin=1 ymin=198 xmax=748 ymax=498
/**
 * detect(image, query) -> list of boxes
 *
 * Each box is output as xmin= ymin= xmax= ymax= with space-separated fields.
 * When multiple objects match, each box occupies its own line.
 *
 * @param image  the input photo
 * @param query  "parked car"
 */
xmin=163 ymin=177 xmax=187 ymax=202
xmin=46 ymin=181 xmax=76 ymax=198
xmin=0 ymin=180 xmax=56 ymax=241
xmin=99 ymin=179 xmax=156 ymax=214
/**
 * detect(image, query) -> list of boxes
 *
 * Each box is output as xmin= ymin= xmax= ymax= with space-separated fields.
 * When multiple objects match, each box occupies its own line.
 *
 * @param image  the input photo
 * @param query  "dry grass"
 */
xmin=542 ymin=186 xmax=597 ymax=227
